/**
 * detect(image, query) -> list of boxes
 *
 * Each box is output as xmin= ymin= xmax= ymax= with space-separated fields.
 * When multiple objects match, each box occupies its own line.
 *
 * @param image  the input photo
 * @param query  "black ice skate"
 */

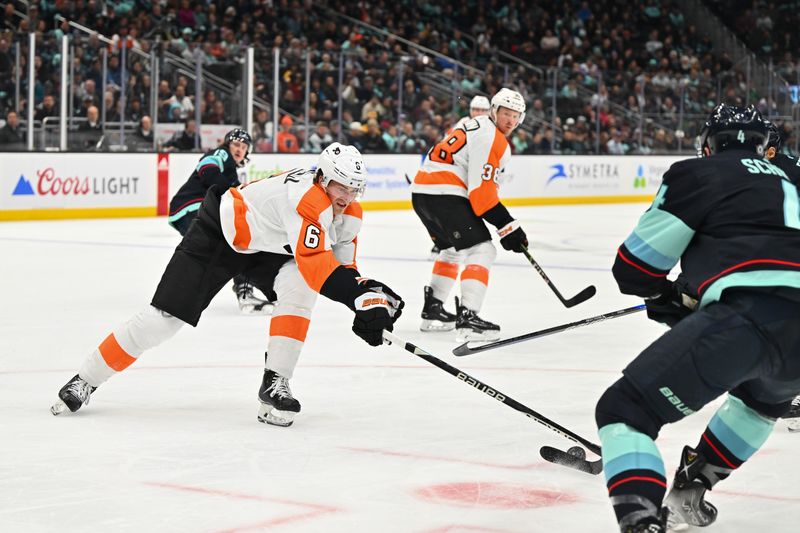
xmin=420 ymin=286 xmax=456 ymax=332
xmin=664 ymin=446 xmax=718 ymax=530
xmin=50 ymin=374 xmax=97 ymax=415
xmin=455 ymin=297 xmax=500 ymax=341
xmin=234 ymin=281 xmax=273 ymax=315
xmin=257 ymin=368 xmax=301 ymax=427
xmin=785 ymin=396 xmax=800 ymax=432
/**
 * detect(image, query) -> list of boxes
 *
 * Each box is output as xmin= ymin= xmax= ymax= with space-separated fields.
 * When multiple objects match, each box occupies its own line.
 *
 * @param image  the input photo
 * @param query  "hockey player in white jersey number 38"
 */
xmin=411 ymin=88 xmax=529 ymax=340
xmin=50 ymin=142 xmax=404 ymax=427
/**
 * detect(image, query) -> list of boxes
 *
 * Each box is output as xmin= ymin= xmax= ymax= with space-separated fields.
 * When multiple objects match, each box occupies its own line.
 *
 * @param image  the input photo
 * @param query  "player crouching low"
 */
xmin=50 ymin=142 xmax=403 ymax=427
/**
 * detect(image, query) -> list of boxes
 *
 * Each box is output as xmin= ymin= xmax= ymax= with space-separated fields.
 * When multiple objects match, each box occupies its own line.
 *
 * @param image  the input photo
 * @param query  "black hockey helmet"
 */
xmin=765 ymin=120 xmax=782 ymax=151
xmin=697 ymin=104 xmax=768 ymax=157
xmin=224 ymin=127 xmax=252 ymax=166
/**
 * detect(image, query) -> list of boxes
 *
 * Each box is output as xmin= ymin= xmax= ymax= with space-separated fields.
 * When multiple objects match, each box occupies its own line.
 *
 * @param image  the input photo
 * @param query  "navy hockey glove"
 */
xmin=497 ymin=221 xmax=528 ymax=253
xmin=644 ymin=280 xmax=698 ymax=327
xmin=352 ymin=279 xmax=405 ymax=346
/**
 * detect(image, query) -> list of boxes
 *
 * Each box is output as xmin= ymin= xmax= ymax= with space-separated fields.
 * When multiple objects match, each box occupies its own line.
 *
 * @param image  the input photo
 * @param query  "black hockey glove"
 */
xmin=497 ymin=220 xmax=528 ymax=253
xmin=644 ymin=279 xmax=698 ymax=327
xmin=351 ymin=279 xmax=405 ymax=346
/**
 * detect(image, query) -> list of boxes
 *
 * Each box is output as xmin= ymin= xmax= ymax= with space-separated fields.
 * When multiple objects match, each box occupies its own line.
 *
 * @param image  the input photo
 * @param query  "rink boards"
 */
xmin=0 ymin=152 xmax=682 ymax=221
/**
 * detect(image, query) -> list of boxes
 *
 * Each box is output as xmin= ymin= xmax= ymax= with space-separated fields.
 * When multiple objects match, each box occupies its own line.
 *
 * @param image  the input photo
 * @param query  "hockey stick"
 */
xmin=522 ymin=246 xmax=596 ymax=308
xmin=453 ymin=304 xmax=645 ymax=356
xmin=382 ymin=330 xmax=602 ymax=458
xmin=540 ymin=445 xmax=603 ymax=475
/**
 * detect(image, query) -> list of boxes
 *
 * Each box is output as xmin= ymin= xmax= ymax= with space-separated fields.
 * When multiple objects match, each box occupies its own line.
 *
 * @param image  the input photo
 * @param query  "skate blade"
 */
xmin=456 ymin=328 xmax=500 ymax=342
xmin=420 ymin=319 xmax=455 ymax=332
xmin=257 ymin=404 xmax=296 ymax=427
xmin=239 ymin=302 xmax=275 ymax=315
xmin=50 ymin=399 xmax=69 ymax=416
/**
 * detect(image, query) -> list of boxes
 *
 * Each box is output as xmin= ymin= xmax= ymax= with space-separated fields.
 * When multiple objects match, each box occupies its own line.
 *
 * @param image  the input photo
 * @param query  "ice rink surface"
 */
xmin=1 ymin=203 xmax=798 ymax=532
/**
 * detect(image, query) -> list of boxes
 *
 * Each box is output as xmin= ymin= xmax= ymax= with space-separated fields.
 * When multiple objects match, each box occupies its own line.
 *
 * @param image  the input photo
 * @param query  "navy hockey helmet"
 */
xmin=224 ymin=127 xmax=252 ymax=166
xmin=697 ymin=104 xmax=768 ymax=157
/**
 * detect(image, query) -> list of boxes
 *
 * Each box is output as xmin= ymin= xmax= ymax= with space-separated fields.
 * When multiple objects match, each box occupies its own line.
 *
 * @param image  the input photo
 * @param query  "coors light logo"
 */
xmin=36 ymin=167 xmax=140 ymax=196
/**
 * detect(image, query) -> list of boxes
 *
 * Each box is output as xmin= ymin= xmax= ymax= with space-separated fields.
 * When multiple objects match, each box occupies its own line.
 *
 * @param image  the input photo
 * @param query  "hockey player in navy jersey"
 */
xmin=168 ymin=128 xmax=274 ymax=314
xmin=764 ymin=121 xmax=800 ymax=432
xmin=595 ymin=104 xmax=800 ymax=532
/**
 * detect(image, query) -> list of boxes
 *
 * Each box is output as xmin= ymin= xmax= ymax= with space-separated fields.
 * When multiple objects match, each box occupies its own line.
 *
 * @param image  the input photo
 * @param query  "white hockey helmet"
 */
xmin=469 ymin=95 xmax=491 ymax=111
xmin=491 ymin=88 xmax=526 ymax=128
xmin=317 ymin=142 xmax=367 ymax=196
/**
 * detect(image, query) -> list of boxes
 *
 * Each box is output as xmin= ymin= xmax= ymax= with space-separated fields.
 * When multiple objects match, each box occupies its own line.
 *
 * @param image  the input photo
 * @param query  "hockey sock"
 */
xmin=693 ymin=394 xmax=776 ymax=488
xmin=79 ymin=305 xmax=184 ymax=386
xmin=459 ymin=241 xmax=496 ymax=310
xmin=429 ymin=247 xmax=462 ymax=302
xmin=599 ymin=423 xmax=667 ymax=530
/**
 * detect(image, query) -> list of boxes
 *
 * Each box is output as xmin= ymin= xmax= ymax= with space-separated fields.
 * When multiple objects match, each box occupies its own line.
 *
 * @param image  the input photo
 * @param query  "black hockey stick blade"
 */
xmin=521 ymin=247 xmax=596 ymax=308
xmin=562 ymin=284 xmax=596 ymax=308
xmin=452 ymin=304 xmax=645 ymax=356
xmin=540 ymin=445 xmax=603 ymax=475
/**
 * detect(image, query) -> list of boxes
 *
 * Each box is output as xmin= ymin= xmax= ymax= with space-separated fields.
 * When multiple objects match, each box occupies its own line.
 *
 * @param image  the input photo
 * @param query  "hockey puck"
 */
xmin=567 ymin=446 xmax=586 ymax=459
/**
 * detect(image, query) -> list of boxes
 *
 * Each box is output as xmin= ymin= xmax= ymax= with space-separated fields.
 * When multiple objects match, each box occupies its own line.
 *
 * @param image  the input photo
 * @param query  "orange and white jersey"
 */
xmin=410 ymin=114 xmax=511 ymax=217
xmin=449 ymin=115 xmax=471 ymax=133
xmin=219 ymin=168 xmax=362 ymax=292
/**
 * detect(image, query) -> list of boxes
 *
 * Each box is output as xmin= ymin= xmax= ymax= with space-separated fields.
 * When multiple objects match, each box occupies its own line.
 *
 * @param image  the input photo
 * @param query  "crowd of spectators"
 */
xmin=706 ymin=0 xmax=800 ymax=79
xmin=0 ymin=0 xmax=795 ymax=154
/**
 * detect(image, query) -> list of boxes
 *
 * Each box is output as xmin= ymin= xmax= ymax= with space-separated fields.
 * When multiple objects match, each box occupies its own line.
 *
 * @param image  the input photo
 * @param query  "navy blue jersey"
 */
xmin=770 ymin=152 xmax=800 ymax=184
xmin=168 ymin=147 xmax=240 ymax=222
xmin=613 ymin=149 xmax=800 ymax=307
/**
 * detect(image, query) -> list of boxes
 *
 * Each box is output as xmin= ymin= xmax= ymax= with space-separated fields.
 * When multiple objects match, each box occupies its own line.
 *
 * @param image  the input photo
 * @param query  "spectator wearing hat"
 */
xmin=276 ymin=115 xmax=299 ymax=153
xmin=346 ymin=121 xmax=366 ymax=152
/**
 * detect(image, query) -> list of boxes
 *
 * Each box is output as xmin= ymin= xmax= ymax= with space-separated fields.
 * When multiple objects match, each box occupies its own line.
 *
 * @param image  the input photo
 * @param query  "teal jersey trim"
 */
xmin=623 ymin=191 xmax=695 ymax=271
xmin=782 ymin=180 xmax=800 ymax=229
xmin=700 ymin=270 xmax=800 ymax=308
xmin=167 ymin=202 xmax=201 ymax=223
xmin=708 ymin=395 xmax=775 ymax=461
xmin=599 ymin=423 xmax=665 ymax=483
xmin=623 ymin=232 xmax=677 ymax=271
xmin=196 ymin=149 xmax=227 ymax=172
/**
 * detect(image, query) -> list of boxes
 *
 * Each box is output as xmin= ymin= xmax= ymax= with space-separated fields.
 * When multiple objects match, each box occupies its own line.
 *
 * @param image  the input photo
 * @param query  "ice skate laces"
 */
xmin=266 ymin=374 xmax=293 ymax=400
xmin=65 ymin=377 xmax=93 ymax=405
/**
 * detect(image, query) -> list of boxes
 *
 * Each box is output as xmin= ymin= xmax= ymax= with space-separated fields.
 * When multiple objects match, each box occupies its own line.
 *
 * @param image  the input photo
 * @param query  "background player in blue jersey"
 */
xmin=167 ymin=128 xmax=275 ymax=313
xmin=595 ymin=104 xmax=800 ymax=532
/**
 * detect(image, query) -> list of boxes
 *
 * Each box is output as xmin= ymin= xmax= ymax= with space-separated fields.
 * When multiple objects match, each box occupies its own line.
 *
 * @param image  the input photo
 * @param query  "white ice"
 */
xmin=1 ymin=204 xmax=798 ymax=533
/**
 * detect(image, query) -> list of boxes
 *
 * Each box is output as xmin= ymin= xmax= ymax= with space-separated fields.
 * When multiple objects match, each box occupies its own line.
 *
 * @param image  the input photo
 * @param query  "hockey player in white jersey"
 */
xmin=410 ymin=88 xmax=529 ymax=340
xmin=451 ymin=95 xmax=491 ymax=132
xmin=425 ymin=95 xmax=494 ymax=259
xmin=50 ymin=143 xmax=404 ymax=427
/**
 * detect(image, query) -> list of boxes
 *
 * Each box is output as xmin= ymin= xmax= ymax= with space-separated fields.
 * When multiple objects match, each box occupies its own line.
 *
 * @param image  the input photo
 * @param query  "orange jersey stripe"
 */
xmin=432 ymin=260 xmax=460 ymax=279
xmin=343 ymin=201 xmax=363 ymax=219
xmin=269 ymin=315 xmax=311 ymax=342
xmin=229 ymin=188 xmax=252 ymax=249
xmin=468 ymin=129 xmax=508 ymax=216
xmin=414 ymin=170 xmax=467 ymax=188
xmin=294 ymin=184 xmax=342 ymax=292
xmin=98 ymin=333 xmax=137 ymax=371
xmin=460 ymin=264 xmax=490 ymax=285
